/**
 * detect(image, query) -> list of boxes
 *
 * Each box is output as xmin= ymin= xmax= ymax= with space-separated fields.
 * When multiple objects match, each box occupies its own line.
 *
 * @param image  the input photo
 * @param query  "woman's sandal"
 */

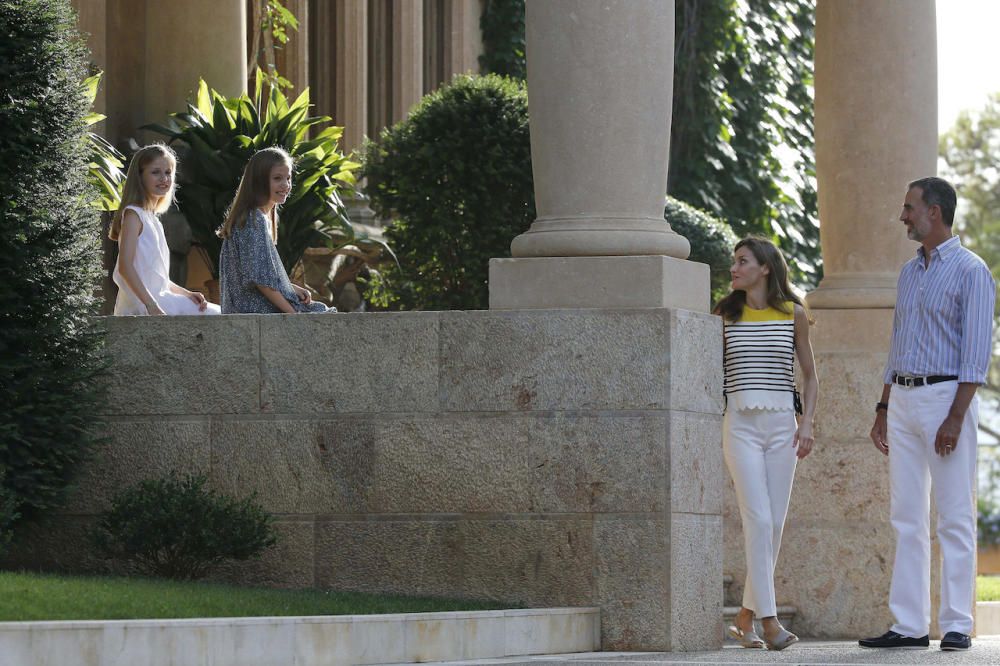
xmin=727 ymin=624 xmax=765 ymax=649
xmin=763 ymin=627 xmax=799 ymax=651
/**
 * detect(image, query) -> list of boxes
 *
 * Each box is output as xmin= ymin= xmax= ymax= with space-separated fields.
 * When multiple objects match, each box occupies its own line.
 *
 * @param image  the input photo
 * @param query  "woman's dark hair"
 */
xmin=713 ymin=236 xmax=807 ymax=322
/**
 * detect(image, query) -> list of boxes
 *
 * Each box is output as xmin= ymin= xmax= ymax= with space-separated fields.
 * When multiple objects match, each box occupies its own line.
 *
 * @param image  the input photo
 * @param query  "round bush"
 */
xmin=362 ymin=74 xmax=534 ymax=310
xmin=0 ymin=0 xmax=105 ymax=548
xmin=664 ymin=197 xmax=739 ymax=302
xmin=93 ymin=473 xmax=278 ymax=580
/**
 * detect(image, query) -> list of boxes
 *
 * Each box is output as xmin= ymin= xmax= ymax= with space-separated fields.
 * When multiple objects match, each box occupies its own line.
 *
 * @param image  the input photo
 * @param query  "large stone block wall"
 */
xmin=6 ymin=309 xmax=723 ymax=652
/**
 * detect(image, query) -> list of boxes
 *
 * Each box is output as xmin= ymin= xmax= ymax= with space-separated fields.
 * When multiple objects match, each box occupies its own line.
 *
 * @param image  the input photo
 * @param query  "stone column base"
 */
xmin=489 ymin=256 xmax=710 ymax=312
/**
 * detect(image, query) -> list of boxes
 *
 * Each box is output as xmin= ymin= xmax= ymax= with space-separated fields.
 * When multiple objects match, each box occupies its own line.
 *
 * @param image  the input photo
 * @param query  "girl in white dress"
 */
xmin=109 ymin=144 xmax=220 ymax=316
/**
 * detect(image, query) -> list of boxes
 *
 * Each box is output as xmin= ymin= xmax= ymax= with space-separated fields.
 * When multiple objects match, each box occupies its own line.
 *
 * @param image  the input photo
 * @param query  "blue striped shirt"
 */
xmin=883 ymin=235 xmax=995 ymax=385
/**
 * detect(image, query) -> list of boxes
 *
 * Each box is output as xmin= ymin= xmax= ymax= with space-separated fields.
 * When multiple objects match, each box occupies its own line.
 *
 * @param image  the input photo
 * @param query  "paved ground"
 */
xmin=407 ymin=637 xmax=1000 ymax=665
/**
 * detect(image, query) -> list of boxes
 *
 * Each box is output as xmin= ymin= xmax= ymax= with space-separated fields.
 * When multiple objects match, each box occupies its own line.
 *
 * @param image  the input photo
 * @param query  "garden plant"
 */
xmin=146 ymin=71 xmax=385 ymax=280
xmin=0 ymin=0 xmax=106 ymax=552
xmin=93 ymin=473 xmax=278 ymax=580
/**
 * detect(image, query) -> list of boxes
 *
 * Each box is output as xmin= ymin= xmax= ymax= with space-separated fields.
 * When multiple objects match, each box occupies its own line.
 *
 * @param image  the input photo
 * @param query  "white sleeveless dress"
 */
xmin=113 ymin=205 xmax=221 ymax=316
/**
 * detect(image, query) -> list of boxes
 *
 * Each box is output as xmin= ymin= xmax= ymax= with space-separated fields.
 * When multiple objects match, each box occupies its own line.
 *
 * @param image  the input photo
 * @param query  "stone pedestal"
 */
xmin=489 ymin=0 xmax=701 ymax=311
xmin=490 ymin=256 xmax=709 ymax=312
xmin=7 ymin=309 xmax=723 ymax=652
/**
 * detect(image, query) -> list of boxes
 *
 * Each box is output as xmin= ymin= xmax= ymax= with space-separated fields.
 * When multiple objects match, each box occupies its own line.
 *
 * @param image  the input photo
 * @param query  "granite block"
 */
xmin=102 ymin=316 xmax=260 ymax=415
xmin=669 ymin=411 xmax=723 ymax=515
xmin=64 ymin=420 xmax=210 ymax=514
xmin=593 ymin=516 xmax=669 ymax=650
xmin=259 ymin=312 xmax=439 ymax=414
xmin=439 ymin=309 xmax=671 ymax=412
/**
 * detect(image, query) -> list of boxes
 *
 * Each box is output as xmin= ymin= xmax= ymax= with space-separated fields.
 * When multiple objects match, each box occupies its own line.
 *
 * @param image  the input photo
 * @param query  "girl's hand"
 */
xmin=293 ymin=284 xmax=312 ymax=304
xmin=186 ymin=290 xmax=208 ymax=312
xmin=145 ymin=302 xmax=165 ymax=316
xmin=793 ymin=421 xmax=814 ymax=459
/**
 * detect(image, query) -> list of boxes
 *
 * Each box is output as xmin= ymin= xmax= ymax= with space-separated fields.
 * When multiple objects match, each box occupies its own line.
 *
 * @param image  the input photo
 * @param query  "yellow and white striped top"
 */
xmin=723 ymin=303 xmax=796 ymax=412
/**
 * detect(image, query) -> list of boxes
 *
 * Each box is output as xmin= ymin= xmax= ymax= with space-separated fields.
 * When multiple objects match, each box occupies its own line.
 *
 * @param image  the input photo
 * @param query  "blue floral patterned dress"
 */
xmin=219 ymin=209 xmax=333 ymax=314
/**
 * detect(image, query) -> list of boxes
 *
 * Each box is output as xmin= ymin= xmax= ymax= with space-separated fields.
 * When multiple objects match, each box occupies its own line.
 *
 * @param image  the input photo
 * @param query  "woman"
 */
xmin=717 ymin=237 xmax=817 ymax=651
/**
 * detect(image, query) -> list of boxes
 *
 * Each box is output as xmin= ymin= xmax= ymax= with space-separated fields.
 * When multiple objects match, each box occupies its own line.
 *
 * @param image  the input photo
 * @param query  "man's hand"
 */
xmin=934 ymin=413 xmax=963 ymax=456
xmin=870 ymin=410 xmax=888 ymax=456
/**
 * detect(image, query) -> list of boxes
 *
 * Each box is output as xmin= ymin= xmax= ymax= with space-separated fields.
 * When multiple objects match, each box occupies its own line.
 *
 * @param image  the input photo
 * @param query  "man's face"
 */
xmin=900 ymin=187 xmax=934 ymax=242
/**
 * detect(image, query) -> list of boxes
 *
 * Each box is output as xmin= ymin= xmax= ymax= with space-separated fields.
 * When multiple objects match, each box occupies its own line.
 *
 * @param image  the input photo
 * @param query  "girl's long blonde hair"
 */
xmin=217 ymin=147 xmax=293 ymax=240
xmin=108 ymin=144 xmax=177 ymax=241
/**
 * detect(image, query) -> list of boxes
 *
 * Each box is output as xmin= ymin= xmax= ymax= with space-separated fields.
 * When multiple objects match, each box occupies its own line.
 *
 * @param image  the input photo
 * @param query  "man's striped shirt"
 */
xmin=723 ymin=303 xmax=796 ymax=411
xmin=883 ymin=235 xmax=995 ymax=385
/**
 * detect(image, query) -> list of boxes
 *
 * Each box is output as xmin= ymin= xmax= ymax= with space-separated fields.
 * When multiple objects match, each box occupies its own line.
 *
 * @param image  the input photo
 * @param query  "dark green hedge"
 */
xmin=664 ymin=198 xmax=739 ymax=302
xmin=362 ymin=74 xmax=737 ymax=311
xmin=362 ymin=74 xmax=534 ymax=310
xmin=0 ymin=0 xmax=105 ymax=549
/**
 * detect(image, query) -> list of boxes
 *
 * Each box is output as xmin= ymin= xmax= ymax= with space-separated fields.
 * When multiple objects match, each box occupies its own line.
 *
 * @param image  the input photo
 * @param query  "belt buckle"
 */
xmin=899 ymin=375 xmax=916 ymax=387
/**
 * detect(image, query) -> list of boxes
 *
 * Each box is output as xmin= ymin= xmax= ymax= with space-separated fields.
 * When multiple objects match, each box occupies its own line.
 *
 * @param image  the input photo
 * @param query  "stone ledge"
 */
xmin=0 ymin=607 xmax=600 ymax=666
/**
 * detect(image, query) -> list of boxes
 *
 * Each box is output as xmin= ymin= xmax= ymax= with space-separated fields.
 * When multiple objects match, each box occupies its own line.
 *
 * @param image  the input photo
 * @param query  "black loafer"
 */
xmin=859 ymin=630 xmax=929 ymax=649
xmin=940 ymin=632 xmax=971 ymax=651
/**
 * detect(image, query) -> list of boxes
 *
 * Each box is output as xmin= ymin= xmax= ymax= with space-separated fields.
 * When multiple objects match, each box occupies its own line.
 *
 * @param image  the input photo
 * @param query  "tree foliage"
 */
xmin=479 ymin=0 xmax=526 ymax=80
xmin=0 ymin=0 xmax=105 ymax=548
xmin=939 ymin=92 xmax=1000 ymax=392
xmin=671 ymin=0 xmax=819 ymax=285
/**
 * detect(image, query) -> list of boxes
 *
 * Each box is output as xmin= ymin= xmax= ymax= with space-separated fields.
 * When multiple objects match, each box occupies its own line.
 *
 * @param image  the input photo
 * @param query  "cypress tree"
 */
xmin=0 ymin=0 xmax=105 ymax=550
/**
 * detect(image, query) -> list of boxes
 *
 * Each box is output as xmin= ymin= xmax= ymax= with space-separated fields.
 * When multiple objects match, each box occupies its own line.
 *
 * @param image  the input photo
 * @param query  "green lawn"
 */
xmin=0 ymin=571 xmax=510 ymax=622
xmin=979 ymin=575 xmax=1000 ymax=602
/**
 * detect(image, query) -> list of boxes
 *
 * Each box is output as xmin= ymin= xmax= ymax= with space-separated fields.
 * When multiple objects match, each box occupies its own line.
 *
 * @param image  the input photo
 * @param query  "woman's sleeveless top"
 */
xmin=723 ymin=302 xmax=796 ymax=412
xmin=112 ymin=205 xmax=171 ymax=315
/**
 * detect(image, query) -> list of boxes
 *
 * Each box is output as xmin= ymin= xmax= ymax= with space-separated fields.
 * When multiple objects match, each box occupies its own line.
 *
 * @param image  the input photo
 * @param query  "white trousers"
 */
xmin=888 ymin=381 xmax=979 ymax=637
xmin=723 ymin=408 xmax=798 ymax=617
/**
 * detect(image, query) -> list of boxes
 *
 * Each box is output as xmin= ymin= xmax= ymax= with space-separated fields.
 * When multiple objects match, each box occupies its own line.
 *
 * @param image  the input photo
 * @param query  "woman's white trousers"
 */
xmin=723 ymin=407 xmax=798 ymax=617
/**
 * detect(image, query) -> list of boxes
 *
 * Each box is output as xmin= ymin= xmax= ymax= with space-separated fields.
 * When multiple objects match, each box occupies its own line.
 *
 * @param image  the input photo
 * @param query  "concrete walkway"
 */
xmin=407 ymin=637 xmax=1000 ymax=665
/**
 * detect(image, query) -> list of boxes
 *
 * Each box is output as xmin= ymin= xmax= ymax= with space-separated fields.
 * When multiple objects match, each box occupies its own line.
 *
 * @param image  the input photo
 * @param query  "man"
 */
xmin=860 ymin=177 xmax=995 ymax=652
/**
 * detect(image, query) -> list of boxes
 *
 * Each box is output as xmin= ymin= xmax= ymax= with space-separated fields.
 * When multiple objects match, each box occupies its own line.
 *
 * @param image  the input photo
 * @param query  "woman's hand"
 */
xmin=793 ymin=420 xmax=814 ymax=459
xmin=144 ymin=301 xmax=165 ymax=316
xmin=185 ymin=290 xmax=208 ymax=312
xmin=293 ymin=284 xmax=312 ymax=305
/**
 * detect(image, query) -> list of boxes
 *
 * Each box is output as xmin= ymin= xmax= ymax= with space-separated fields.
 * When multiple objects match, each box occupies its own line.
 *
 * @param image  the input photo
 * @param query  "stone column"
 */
xmin=445 ymin=0 xmax=483 ymax=78
xmin=144 ymin=0 xmax=247 ymax=132
xmin=70 ymin=0 xmax=107 ymax=122
xmin=489 ymin=0 xmax=709 ymax=312
xmin=808 ymin=0 xmax=935 ymax=309
xmin=741 ymin=0 xmax=939 ymax=639
xmin=276 ymin=0 xmax=310 ymax=93
xmin=391 ymin=0 xmax=424 ymax=122
xmin=334 ymin=0 xmax=369 ymax=153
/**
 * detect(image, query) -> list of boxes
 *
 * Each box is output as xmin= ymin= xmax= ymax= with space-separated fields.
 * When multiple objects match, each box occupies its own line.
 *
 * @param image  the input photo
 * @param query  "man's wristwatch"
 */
xmin=875 ymin=401 xmax=889 ymax=413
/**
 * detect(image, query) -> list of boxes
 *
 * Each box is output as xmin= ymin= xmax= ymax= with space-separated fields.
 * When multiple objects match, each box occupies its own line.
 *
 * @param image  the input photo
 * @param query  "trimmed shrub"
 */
xmin=664 ymin=198 xmax=739 ymax=303
xmin=93 ymin=474 xmax=278 ymax=580
xmin=361 ymin=74 xmax=736 ymax=310
xmin=0 ymin=0 xmax=105 ymax=550
xmin=362 ymin=74 xmax=534 ymax=310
